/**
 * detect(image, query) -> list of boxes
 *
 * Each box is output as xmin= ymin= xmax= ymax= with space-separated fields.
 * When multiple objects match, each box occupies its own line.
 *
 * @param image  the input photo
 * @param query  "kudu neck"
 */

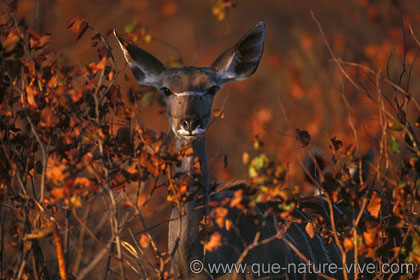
xmin=174 ymin=136 xmax=209 ymax=192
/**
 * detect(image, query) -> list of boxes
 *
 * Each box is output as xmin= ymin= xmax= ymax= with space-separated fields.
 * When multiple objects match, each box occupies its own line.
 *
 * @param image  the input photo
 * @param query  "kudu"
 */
xmin=115 ymin=23 xmax=350 ymax=279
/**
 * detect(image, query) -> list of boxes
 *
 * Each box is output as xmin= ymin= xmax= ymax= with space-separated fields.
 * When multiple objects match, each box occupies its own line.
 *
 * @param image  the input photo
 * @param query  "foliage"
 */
xmin=1 ymin=0 xmax=420 ymax=279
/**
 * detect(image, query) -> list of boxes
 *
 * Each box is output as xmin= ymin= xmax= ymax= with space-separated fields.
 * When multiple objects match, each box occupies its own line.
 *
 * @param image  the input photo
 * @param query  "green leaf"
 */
xmin=251 ymin=154 xmax=269 ymax=171
xmin=248 ymin=166 xmax=258 ymax=178
xmin=124 ymin=22 xmax=138 ymax=34
xmin=388 ymin=136 xmax=400 ymax=154
xmin=389 ymin=122 xmax=402 ymax=131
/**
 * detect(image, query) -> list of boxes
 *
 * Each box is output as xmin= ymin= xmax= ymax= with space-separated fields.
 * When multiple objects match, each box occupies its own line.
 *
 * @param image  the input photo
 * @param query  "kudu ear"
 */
xmin=212 ymin=22 xmax=265 ymax=84
xmin=114 ymin=30 xmax=166 ymax=86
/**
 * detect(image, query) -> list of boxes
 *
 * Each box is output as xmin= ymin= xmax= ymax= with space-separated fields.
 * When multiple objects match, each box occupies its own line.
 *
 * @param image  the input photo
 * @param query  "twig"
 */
xmin=72 ymin=203 xmax=92 ymax=275
xmin=282 ymin=237 xmax=337 ymax=280
xmin=53 ymin=230 xmax=67 ymax=280
xmin=233 ymin=232 xmax=277 ymax=280
xmin=93 ymin=66 xmax=126 ymax=279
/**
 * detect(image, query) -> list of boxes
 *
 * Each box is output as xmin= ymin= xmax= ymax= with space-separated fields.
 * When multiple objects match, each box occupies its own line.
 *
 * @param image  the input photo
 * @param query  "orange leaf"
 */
xmin=2 ymin=32 xmax=21 ymax=53
xmin=230 ymin=189 xmax=243 ymax=209
xmin=242 ymin=152 xmax=250 ymax=165
xmin=40 ymin=107 xmax=59 ymax=127
xmin=204 ymin=232 xmax=221 ymax=252
xmin=26 ymin=86 xmax=38 ymax=107
xmin=344 ymin=237 xmax=354 ymax=251
xmin=305 ymin=222 xmax=315 ymax=239
xmin=179 ymin=185 xmax=187 ymax=196
xmin=89 ymin=57 xmax=107 ymax=74
xmin=51 ymin=188 xmax=64 ymax=199
xmin=363 ymin=231 xmax=375 ymax=247
xmin=67 ymin=16 xmax=89 ymax=41
xmin=184 ymin=147 xmax=194 ymax=156
xmin=215 ymin=207 xmax=228 ymax=228
xmin=140 ymin=234 xmax=150 ymax=248
xmin=367 ymin=192 xmax=382 ymax=218
xmin=74 ymin=177 xmax=90 ymax=188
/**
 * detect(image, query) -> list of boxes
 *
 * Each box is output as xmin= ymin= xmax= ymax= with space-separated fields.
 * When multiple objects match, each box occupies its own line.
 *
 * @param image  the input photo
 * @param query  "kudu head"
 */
xmin=114 ymin=22 xmax=265 ymax=144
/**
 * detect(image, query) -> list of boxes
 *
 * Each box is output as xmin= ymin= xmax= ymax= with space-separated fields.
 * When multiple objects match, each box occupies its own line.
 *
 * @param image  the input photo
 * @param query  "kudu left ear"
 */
xmin=114 ymin=30 xmax=166 ymax=86
xmin=212 ymin=22 xmax=265 ymax=84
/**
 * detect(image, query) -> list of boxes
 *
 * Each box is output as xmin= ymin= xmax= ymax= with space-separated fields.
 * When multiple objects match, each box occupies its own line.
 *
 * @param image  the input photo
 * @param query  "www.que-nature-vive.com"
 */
xmin=189 ymin=260 xmax=416 ymax=276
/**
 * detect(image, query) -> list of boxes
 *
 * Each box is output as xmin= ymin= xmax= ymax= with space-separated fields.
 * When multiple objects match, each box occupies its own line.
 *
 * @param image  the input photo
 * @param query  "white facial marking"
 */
xmin=176 ymin=127 xmax=205 ymax=136
xmin=174 ymin=91 xmax=205 ymax=96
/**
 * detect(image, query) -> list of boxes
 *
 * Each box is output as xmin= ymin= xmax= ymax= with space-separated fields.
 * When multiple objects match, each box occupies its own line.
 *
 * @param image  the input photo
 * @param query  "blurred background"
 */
xmin=8 ymin=0 xmax=420 ymax=277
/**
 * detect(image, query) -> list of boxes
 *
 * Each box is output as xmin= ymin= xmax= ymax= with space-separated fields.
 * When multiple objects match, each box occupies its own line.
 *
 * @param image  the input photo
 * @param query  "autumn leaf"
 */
xmin=367 ymin=192 xmax=382 ymax=218
xmin=68 ymin=89 xmax=83 ymax=103
xmin=215 ymin=207 xmax=228 ymax=228
xmin=363 ymin=231 xmax=375 ymax=247
xmin=88 ymin=57 xmax=107 ymax=74
xmin=28 ymin=28 xmax=51 ymax=49
xmin=26 ymin=86 xmax=38 ymax=107
xmin=40 ymin=107 xmax=59 ymax=127
xmin=47 ymin=154 xmax=67 ymax=183
xmin=74 ymin=177 xmax=91 ymax=188
xmin=230 ymin=189 xmax=243 ymax=209
xmin=179 ymin=185 xmax=187 ymax=196
xmin=67 ymin=16 xmax=89 ymax=41
xmin=51 ymin=188 xmax=64 ymax=199
xmin=305 ymin=222 xmax=315 ymax=239
xmin=204 ymin=232 xmax=222 ymax=252
xmin=344 ymin=237 xmax=354 ymax=251
xmin=242 ymin=152 xmax=250 ymax=165
xmin=70 ymin=194 xmax=82 ymax=208
xmin=2 ymin=31 xmax=21 ymax=53
xmin=184 ymin=147 xmax=194 ymax=156
xmin=295 ymin=128 xmax=311 ymax=147
xmin=140 ymin=234 xmax=150 ymax=248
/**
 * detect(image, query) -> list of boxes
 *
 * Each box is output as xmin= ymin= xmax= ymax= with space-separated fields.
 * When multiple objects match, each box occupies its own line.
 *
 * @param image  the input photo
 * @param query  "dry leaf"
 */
xmin=40 ymin=107 xmax=59 ymax=127
xmin=204 ymin=232 xmax=221 ymax=252
xmin=184 ymin=147 xmax=194 ymax=156
xmin=26 ymin=86 xmax=38 ymax=107
xmin=242 ymin=152 xmax=250 ymax=165
xmin=367 ymin=192 xmax=382 ymax=218
xmin=295 ymin=128 xmax=311 ymax=147
xmin=51 ymin=188 xmax=64 ymax=199
xmin=305 ymin=222 xmax=315 ymax=239
xmin=344 ymin=237 xmax=354 ymax=251
xmin=363 ymin=231 xmax=375 ymax=247
xmin=67 ymin=16 xmax=89 ymax=41
xmin=2 ymin=32 xmax=20 ymax=53
xmin=140 ymin=234 xmax=150 ymax=248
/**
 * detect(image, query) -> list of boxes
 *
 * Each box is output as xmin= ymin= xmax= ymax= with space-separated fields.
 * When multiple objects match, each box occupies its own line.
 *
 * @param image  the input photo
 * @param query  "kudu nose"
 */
xmin=181 ymin=118 xmax=201 ymax=134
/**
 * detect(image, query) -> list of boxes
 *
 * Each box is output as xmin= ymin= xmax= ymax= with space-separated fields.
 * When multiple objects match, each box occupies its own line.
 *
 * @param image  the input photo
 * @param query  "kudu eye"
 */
xmin=160 ymin=87 xmax=173 ymax=97
xmin=206 ymin=86 xmax=220 ymax=96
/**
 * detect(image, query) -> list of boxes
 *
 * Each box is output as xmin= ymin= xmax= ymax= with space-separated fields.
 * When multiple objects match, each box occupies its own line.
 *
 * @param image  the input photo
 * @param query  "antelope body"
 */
xmin=115 ymin=23 xmax=349 ymax=280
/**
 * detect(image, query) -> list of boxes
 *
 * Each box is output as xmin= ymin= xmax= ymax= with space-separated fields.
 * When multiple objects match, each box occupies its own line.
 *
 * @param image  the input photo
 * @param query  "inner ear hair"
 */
xmin=114 ymin=30 xmax=166 ymax=86
xmin=212 ymin=21 xmax=265 ymax=83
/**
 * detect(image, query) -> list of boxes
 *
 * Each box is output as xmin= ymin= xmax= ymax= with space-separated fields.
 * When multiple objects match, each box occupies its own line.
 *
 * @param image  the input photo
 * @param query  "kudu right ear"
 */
xmin=212 ymin=22 xmax=265 ymax=85
xmin=114 ymin=30 xmax=166 ymax=86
